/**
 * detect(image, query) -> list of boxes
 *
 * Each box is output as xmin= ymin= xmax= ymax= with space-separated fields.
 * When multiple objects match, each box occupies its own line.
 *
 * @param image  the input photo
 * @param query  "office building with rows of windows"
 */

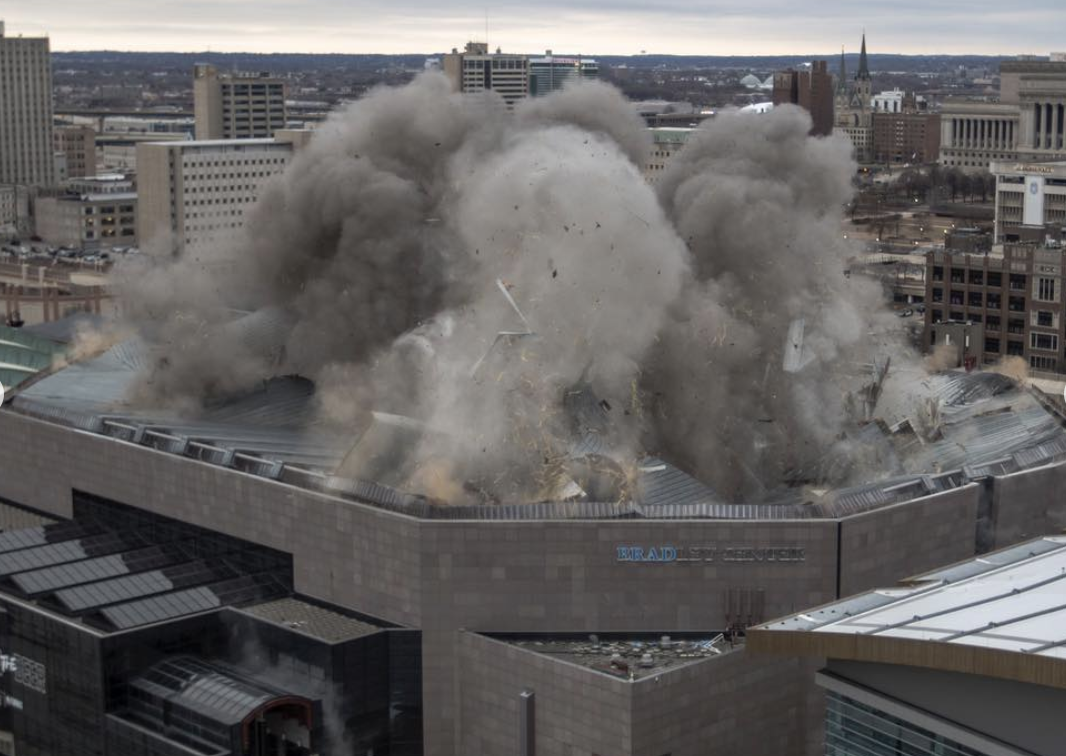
xmin=0 ymin=22 xmax=54 ymax=188
xmin=924 ymin=241 xmax=1066 ymax=373
xmin=135 ymin=132 xmax=310 ymax=257
xmin=193 ymin=64 xmax=288 ymax=141
xmin=442 ymin=42 xmax=530 ymax=109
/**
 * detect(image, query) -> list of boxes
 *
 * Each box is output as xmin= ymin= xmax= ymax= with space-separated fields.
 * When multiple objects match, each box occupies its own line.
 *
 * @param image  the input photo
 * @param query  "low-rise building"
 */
xmin=34 ymin=190 xmax=137 ymax=249
xmin=0 ymin=185 xmax=32 ymax=237
xmin=750 ymin=534 xmax=1066 ymax=756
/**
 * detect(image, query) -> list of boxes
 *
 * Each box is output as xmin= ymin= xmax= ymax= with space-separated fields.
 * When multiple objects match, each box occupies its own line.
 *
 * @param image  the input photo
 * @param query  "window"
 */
xmin=1031 ymin=355 xmax=1058 ymax=371
xmin=1031 ymin=333 xmax=1058 ymax=351
xmin=1038 ymin=311 xmax=1054 ymax=327
xmin=1038 ymin=277 xmax=1058 ymax=302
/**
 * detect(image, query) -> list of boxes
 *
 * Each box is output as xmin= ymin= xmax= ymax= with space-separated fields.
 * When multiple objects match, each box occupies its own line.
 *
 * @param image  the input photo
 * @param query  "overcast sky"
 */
xmin=5 ymin=1 xmax=1063 ymax=55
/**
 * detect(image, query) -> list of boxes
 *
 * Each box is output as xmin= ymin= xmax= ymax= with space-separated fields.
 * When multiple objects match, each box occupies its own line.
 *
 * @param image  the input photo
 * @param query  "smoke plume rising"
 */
xmin=122 ymin=75 xmax=888 ymax=503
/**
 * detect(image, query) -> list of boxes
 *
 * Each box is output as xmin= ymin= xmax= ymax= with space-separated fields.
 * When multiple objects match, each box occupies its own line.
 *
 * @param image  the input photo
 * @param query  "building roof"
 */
xmin=9 ymin=308 xmax=1066 ymax=521
xmin=490 ymin=631 xmax=740 ymax=680
xmin=0 ymin=326 xmax=64 ymax=392
xmin=128 ymin=655 xmax=310 ymax=727
xmin=238 ymin=597 xmax=386 ymax=643
xmin=749 ymin=535 xmax=1066 ymax=690
xmin=0 ymin=499 xmax=291 ymax=634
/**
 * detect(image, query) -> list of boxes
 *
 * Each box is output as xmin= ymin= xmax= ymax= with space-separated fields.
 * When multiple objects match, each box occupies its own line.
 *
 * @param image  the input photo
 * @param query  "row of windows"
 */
xmin=182 ymin=157 xmax=287 ymax=168
xmin=827 ymin=692 xmax=985 ymax=756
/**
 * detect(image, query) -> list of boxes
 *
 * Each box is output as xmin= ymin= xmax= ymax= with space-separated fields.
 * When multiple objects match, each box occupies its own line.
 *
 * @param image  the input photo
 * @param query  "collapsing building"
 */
xmin=1 ymin=315 xmax=1066 ymax=755
xmin=3 ymin=75 xmax=1066 ymax=755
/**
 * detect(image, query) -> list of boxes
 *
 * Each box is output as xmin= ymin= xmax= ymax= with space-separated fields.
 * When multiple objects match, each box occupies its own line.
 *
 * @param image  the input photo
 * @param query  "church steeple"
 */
xmin=837 ymin=46 xmax=847 ymax=94
xmin=856 ymin=33 xmax=870 ymax=80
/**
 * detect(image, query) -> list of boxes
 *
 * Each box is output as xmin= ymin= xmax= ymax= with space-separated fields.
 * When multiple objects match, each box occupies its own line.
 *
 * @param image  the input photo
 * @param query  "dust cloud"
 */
xmin=121 ymin=74 xmax=893 ymax=503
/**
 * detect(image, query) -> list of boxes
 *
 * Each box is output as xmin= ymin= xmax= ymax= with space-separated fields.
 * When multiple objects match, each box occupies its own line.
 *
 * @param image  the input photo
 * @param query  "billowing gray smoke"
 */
xmin=124 ymin=74 xmax=884 ymax=503
xmin=648 ymin=107 xmax=888 ymax=496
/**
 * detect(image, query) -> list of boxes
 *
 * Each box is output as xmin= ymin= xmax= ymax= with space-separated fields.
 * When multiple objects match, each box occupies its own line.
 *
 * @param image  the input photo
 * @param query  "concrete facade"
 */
xmin=992 ymin=159 xmax=1066 ymax=242
xmin=457 ymin=631 xmax=823 ymax=756
xmin=136 ymin=136 xmax=302 ymax=256
xmin=0 ymin=23 xmax=54 ymax=187
xmin=34 ymin=192 xmax=137 ymax=249
xmin=442 ymin=42 xmax=530 ymax=109
xmin=193 ymin=64 xmax=288 ymax=140
xmin=54 ymin=125 xmax=98 ymax=179
xmin=938 ymin=102 xmax=1020 ymax=171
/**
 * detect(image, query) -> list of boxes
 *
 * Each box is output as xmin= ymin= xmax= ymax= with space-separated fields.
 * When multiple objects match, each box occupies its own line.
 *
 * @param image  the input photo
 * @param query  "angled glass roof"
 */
xmin=130 ymin=656 xmax=311 ymax=727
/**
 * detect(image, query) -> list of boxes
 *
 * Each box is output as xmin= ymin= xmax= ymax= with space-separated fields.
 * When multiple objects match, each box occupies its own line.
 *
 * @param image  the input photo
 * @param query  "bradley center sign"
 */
xmin=616 ymin=545 xmax=806 ymax=564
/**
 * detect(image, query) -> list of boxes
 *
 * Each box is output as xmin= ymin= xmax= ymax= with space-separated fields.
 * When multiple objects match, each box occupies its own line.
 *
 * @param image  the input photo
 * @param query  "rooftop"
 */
xmin=493 ymin=631 xmax=740 ymax=680
xmin=753 ymin=536 xmax=1066 ymax=675
xmin=238 ymin=597 xmax=386 ymax=643
xmin=7 ymin=309 xmax=1066 ymax=521
xmin=0 ymin=495 xmax=291 ymax=634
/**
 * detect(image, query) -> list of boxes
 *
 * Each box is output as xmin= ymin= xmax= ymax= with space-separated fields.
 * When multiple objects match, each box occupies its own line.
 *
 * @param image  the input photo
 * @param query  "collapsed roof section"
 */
xmin=8 ymin=315 xmax=1066 ymax=520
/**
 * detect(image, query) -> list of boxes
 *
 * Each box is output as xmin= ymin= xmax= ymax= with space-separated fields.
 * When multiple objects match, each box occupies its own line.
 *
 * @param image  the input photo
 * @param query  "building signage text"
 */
xmin=1013 ymin=163 xmax=1056 ymax=174
xmin=616 ymin=545 xmax=806 ymax=564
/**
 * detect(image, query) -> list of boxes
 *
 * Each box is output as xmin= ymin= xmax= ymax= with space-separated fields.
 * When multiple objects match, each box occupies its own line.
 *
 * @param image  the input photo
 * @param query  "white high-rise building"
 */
xmin=442 ymin=42 xmax=529 ymax=109
xmin=0 ymin=22 xmax=55 ymax=187
xmin=136 ymin=131 xmax=310 ymax=257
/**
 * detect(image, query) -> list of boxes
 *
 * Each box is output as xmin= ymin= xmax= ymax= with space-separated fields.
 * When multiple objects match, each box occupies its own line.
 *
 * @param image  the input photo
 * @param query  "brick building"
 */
xmin=872 ymin=112 xmax=941 ymax=164
xmin=772 ymin=60 xmax=834 ymax=136
xmin=925 ymin=242 xmax=1066 ymax=372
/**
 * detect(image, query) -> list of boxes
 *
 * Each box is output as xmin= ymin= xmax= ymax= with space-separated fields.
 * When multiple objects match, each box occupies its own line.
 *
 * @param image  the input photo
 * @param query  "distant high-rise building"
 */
xmin=193 ymin=64 xmax=288 ymax=140
xmin=529 ymin=51 xmax=598 ymax=96
xmin=442 ymin=42 xmax=530 ymax=109
xmin=0 ymin=22 xmax=55 ymax=187
xmin=136 ymin=132 xmax=309 ymax=257
xmin=772 ymin=60 xmax=833 ymax=136
xmin=54 ymin=124 xmax=98 ymax=179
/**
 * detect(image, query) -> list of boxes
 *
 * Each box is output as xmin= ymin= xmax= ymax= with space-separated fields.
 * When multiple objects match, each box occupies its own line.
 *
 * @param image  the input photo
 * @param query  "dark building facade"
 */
xmin=0 ymin=493 xmax=421 ymax=756
xmin=3 ymin=341 xmax=1066 ymax=754
xmin=773 ymin=61 xmax=834 ymax=137
xmin=872 ymin=112 xmax=941 ymax=165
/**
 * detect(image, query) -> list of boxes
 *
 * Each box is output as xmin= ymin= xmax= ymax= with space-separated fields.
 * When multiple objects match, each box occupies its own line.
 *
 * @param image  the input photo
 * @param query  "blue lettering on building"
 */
xmin=616 ymin=545 xmax=678 ymax=563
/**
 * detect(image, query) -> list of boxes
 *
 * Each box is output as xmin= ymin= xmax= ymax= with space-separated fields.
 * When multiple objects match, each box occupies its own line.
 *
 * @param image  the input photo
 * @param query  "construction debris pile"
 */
xmin=510 ymin=634 xmax=735 ymax=679
xmin=120 ymin=74 xmax=904 ymax=505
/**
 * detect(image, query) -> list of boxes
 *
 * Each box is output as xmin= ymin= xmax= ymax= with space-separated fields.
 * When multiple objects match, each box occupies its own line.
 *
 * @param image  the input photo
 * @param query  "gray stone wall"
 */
xmin=992 ymin=463 xmax=1066 ymax=548
xmin=0 ymin=412 xmax=425 ymax=627
xmin=838 ymin=485 xmax=980 ymax=597
xmin=456 ymin=632 xmax=632 ymax=756
xmin=0 ymin=410 xmax=1025 ymax=756
xmin=456 ymin=631 xmax=823 ymax=756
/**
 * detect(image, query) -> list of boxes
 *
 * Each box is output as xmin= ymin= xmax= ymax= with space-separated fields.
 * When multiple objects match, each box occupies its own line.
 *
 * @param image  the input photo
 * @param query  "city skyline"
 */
xmin=5 ymin=0 xmax=1064 ymax=56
